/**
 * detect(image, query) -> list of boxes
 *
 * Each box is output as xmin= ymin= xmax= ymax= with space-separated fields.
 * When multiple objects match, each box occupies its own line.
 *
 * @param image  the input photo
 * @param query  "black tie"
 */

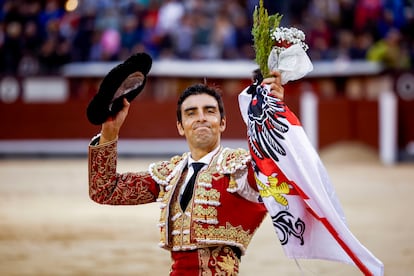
xmin=180 ymin=162 xmax=204 ymax=210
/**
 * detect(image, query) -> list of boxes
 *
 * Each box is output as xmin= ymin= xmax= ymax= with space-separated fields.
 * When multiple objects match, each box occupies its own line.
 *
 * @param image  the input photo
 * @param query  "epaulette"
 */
xmin=149 ymin=153 xmax=188 ymax=186
xmin=216 ymin=147 xmax=251 ymax=174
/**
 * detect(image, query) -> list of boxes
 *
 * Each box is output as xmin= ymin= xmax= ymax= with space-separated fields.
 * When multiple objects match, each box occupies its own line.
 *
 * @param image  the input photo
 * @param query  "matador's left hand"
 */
xmin=262 ymin=71 xmax=284 ymax=101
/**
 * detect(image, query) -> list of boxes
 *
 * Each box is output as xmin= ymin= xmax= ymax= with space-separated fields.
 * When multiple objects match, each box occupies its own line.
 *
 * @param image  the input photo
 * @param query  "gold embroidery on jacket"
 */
xmin=193 ymin=205 xmax=218 ymax=224
xmin=193 ymin=222 xmax=252 ymax=249
xmin=89 ymin=141 xmax=156 ymax=204
xmin=195 ymin=188 xmax=220 ymax=204
xmin=199 ymin=247 xmax=213 ymax=276
xmin=170 ymin=197 xmax=193 ymax=249
xmin=212 ymin=246 xmax=239 ymax=275
xmin=217 ymin=148 xmax=250 ymax=174
xmin=155 ymin=148 xmax=258 ymax=253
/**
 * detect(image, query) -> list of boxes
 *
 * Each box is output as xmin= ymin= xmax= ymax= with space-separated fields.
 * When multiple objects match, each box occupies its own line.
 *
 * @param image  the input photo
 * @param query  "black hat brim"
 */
xmin=86 ymin=52 xmax=152 ymax=125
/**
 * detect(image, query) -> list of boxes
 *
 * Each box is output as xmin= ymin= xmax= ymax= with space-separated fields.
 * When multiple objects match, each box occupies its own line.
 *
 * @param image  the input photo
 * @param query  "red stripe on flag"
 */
xmin=282 ymin=102 xmax=301 ymax=126
xmin=290 ymin=179 xmax=373 ymax=276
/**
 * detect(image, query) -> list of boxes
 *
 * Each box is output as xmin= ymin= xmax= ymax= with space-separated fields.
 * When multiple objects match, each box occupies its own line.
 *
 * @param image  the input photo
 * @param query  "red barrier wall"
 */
xmin=1 ymin=67 xmax=413 ymax=153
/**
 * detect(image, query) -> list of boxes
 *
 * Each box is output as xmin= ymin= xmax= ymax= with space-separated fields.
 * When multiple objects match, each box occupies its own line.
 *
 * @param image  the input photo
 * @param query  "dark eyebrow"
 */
xmin=204 ymin=105 xmax=218 ymax=110
xmin=183 ymin=105 xmax=217 ymax=113
xmin=183 ymin=106 xmax=197 ymax=113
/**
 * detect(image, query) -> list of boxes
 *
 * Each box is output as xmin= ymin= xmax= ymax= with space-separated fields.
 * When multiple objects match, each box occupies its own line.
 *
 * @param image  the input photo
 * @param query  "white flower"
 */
xmin=270 ymin=27 xmax=309 ymax=53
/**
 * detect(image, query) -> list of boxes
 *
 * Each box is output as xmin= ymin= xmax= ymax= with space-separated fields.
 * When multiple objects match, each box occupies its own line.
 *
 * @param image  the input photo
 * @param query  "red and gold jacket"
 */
xmin=88 ymin=137 xmax=267 ymax=255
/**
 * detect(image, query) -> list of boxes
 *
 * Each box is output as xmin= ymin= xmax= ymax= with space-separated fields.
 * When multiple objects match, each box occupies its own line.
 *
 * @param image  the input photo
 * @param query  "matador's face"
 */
xmin=177 ymin=93 xmax=226 ymax=154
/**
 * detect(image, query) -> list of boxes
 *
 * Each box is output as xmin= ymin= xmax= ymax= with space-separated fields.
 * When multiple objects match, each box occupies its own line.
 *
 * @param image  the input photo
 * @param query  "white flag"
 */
xmin=239 ymin=85 xmax=384 ymax=276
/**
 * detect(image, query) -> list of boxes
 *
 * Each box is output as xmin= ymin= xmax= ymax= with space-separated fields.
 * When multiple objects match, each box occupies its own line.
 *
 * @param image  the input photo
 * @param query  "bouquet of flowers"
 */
xmin=252 ymin=0 xmax=313 ymax=84
xmin=270 ymin=27 xmax=308 ymax=53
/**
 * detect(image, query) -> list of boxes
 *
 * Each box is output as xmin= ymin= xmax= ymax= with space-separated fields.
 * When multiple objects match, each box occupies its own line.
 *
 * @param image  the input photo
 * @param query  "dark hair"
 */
xmin=176 ymin=83 xmax=225 ymax=123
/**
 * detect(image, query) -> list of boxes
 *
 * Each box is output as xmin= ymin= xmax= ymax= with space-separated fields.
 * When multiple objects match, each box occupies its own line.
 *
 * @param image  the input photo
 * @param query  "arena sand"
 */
xmin=0 ymin=142 xmax=413 ymax=275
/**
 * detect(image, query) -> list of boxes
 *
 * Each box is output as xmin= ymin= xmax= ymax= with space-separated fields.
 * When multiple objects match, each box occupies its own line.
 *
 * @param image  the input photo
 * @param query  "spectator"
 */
xmin=381 ymin=0 xmax=407 ymax=34
xmin=99 ymin=28 xmax=121 ymax=61
xmin=349 ymin=31 xmax=374 ymax=60
xmin=156 ymin=0 xmax=185 ymax=35
xmin=38 ymin=0 xmax=64 ymax=36
xmin=307 ymin=17 xmax=335 ymax=60
xmin=210 ymin=11 xmax=237 ymax=59
xmin=337 ymin=0 xmax=355 ymax=31
xmin=367 ymin=28 xmax=411 ymax=69
xmin=2 ymin=21 xmax=23 ymax=74
xmin=71 ymin=12 xmax=95 ymax=62
xmin=19 ymin=20 xmax=43 ymax=75
xmin=354 ymin=0 xmax=382 ymax=37
xmin=94 ymin=8 xmax=121 ymax=31
xmin=332 ymin=29 xmax=354 ymax=61
xmin=140 ymin=11 xmax=164 ymax=59
xmin=170 ymin=12 xmax=195 ymax=59
xmin=120 ymin=15 xmax=142 ymax=59
xmin=191 ymin=10 xmax=214 ymax=59
xmin=233 ymin=11 xmax=255 ymax=59
xmin=1 ymin=0 xmax=414 ymax=73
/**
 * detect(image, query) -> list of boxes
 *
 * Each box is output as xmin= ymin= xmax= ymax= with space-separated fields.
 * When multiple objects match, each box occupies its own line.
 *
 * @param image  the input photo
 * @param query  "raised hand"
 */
xmin=262 ymin=71 xmax=284 ymax=100
xmin=99 ymin=98 xmax=130 ymax=144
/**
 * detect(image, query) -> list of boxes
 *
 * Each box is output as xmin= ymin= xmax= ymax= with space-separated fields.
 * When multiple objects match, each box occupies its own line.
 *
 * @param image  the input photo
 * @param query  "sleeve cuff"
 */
xmin=89 ymin=133 xmax=118 ymax=147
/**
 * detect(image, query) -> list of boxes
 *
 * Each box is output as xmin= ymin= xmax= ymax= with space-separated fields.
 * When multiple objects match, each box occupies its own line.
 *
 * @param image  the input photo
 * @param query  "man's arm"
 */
xmin=262 ymin=70 xmax=284 ymax=100
xmin=99 ymin=98 xmax=130 ymax=144
xmin=88 ymin=98 xmax=160 ymax=205
xmin=89 ymin=136 xmax=160 ymax=205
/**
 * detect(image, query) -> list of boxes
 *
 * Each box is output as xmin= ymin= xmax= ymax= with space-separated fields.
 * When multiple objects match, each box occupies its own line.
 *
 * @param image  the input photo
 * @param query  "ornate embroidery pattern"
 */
xmin=193 ymin=205 xmax=218 ymax=224
xmin=198 ymin=172 xmax=213 ymax=188
xmin=149 ymin=154 xmax=187 ymax=186
xmin=89 ymin=141 xmax=156 ymax=205
xmin=211 ymin=246 xmax=240 ymax=275
xmin=155 ymin=148 xmax=262 ymax=255
xmin=198 ymin=246 xmax=240 ymax=276
xmin=199 ymin=247 xmax=213 ymax=276
xmin=194 ymin=222 xmax=251 ymax=251
xmin=216 ymin=148 xmax=250 ymax=174
xmin=195 ymin=187 xmax=221 ymax=206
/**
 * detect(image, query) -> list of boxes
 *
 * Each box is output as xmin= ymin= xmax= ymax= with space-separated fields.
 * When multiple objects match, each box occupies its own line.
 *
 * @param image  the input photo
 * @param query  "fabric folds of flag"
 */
xmin=238 ymin=84 xmax=384 ymax=276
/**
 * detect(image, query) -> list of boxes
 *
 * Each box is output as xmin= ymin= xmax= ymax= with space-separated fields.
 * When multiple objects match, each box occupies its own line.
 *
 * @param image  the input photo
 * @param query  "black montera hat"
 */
xmin=86 ymin=52 xmax=152 ymax=125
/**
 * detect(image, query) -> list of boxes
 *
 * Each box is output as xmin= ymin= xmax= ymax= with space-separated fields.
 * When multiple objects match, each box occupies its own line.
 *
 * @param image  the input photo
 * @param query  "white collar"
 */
xmin=188 ymin=146 xmax=220 ymax=168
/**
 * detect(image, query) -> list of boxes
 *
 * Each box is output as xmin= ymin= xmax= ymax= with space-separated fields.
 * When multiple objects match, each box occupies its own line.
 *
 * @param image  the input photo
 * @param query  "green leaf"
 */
xmin=251 ymin=0 xmax=282 ymax=78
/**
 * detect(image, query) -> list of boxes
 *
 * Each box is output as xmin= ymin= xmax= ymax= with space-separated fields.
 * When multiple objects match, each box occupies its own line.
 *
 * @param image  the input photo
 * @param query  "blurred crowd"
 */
xmin=1 ymin=0 xmax=414 ymax=76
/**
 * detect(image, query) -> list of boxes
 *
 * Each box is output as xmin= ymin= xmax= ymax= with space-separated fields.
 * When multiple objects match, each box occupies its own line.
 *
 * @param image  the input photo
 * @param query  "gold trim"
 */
xmin=194 ymin=222 xmax=251 ymax=249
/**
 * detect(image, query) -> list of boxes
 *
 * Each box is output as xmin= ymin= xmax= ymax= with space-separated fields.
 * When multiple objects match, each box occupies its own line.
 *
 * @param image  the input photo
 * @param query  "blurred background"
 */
xmin=2 ymin=0 xmax=414 ymax=68
xmin=1 ymin=1 xmax=414 ymax=276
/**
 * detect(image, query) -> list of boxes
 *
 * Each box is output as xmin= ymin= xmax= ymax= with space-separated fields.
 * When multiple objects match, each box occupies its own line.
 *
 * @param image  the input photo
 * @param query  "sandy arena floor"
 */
xmin=0 ymin=142 xmax=413 ymax=275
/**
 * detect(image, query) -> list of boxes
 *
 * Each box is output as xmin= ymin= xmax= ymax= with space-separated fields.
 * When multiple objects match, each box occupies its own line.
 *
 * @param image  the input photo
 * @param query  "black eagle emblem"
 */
xmin=247 ymin=83 xmax=289 ymax=162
